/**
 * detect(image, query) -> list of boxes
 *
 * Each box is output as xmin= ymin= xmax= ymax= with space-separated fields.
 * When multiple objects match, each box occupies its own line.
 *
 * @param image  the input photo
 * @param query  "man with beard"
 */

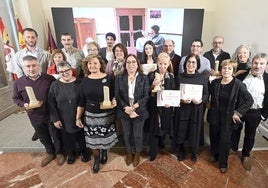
xmin=14 ymin=28 xmax=51 ymax=78
xmin=99 ymin=32 xmax=116 ymax=64
xmin=60 ymin=33 xmax=85 ymax=77
xmin=13 ymin=28 xmax=51 ymax=142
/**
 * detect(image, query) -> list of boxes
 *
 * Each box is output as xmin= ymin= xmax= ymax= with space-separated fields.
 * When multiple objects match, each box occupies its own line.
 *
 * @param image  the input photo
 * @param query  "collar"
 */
xmin=249 ymin=71 xmax=263 ymax=79
xmin=26 ymin=72 xmax=42 ymax=81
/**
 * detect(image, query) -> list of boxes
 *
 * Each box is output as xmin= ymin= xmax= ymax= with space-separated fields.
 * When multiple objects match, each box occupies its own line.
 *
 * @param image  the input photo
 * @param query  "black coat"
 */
xmin=207 ymin=77 xmax=254 ymax=129
xmin=147 ymin=71 xmax=175 ymax=136
xmin=203 ymin=49 xmax=231 ymax=69
xmin=115 ymin=73 xmax=150 ymax=121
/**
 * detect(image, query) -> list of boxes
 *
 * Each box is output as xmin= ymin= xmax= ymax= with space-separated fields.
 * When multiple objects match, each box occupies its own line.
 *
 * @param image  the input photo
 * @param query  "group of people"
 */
xmin=11 ymin=27 xmax=268 ymax=175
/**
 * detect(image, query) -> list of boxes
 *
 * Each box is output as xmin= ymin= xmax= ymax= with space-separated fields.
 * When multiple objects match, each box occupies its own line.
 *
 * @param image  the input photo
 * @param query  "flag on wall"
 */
xmin=0 ymin=17 xmax=11 ymax=46
xmin=17 ymin=18 xmax=26 ymax=49
xmin=47 ymin=22 xmax=57 ymax=53
xmin=0 ymin=17 xmax=17 ymax=78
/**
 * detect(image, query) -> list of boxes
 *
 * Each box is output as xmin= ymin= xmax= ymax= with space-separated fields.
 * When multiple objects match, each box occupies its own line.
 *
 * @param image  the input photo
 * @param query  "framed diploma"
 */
xmin=140 ymin=64 xmax=157 ymax=75
xmin=180 ymin=83 xmax=203 ymax=101
xmin=157 ymin=90 xmax=180 ymax=107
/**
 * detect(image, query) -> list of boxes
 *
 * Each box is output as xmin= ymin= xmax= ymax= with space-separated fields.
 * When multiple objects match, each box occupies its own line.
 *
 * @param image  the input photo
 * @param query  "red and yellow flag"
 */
xmin=0 ymin=17 xmax=11 ymax=46
xmin=17 ymin=18 xmax=26 ymax=49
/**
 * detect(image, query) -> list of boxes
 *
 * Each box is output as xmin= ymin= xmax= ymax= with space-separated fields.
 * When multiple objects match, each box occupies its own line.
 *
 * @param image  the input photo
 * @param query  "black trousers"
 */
xmin=61 ymin=129 xmax=87 ymax=155
xmin=30 ymin=119 xmax=55 ymax=155
xmin=209 ymin=120 xmax=232 ymax=168
xmin=49 ymin=124 xmax=64 ymax=154
xmin=231 ymin=109 xmax=261 ymax=157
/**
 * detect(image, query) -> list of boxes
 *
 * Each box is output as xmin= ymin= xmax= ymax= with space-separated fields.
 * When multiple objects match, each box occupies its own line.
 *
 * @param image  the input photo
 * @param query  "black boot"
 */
xmin=93 ymin=155 xmax=100 ymax=173
xmin=101 ymin=149 xmax=107 ymax=164
xmin=177 ymin=144 xmax=184 ymax=161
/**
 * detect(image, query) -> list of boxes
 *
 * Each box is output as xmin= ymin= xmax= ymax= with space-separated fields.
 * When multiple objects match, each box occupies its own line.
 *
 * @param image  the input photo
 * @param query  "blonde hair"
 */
xmin=157 ymin=52 xmax=174 ymax=73
xmin=221 ymin=59 xmax=237 ymax=73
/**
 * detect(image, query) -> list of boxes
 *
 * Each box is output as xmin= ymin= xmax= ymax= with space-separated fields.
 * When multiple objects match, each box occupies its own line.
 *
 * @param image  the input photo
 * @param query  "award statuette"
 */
xmin=152 ymin=72 xmax=162 ymax=92
xmin=100 ymin=86 xmax=113 ymax=109
xmin=25 ymin=86 xmax=43 ymax=109
xmin=214 ymin=60 xmax=220 ymax=76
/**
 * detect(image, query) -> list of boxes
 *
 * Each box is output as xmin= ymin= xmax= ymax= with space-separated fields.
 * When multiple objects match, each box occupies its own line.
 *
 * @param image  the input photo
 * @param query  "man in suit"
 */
xmin=99 ymin=32 xmax=116 ymax=64
xmin=231 ymin=53 xmax=268 ymax=171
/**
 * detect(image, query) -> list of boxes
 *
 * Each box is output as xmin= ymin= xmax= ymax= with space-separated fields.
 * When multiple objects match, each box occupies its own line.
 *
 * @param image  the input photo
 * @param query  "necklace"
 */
xmin=61 ymin=81 xmax=75 ymax=104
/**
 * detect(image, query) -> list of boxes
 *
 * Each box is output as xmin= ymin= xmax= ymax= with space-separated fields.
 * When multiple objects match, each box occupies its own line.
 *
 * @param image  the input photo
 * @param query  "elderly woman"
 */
xmin=233 ymin=44 xmax=252 ymax=81
xmin=48 ymin=61 xmax=88 ymax=165
xmin=86 ymin=41 xmax=100 ymax=56
xmin=147 ymin=52 xmax=175 ymax=161
xmin=106 ymin=43 xmax=128 ymax=76
xmin=115 ymin=54 xmax=150 ymax=167
xmin=174 ymin=54 xmax=208 ymax=162
xmin=76 ymin=55 xmax=118 ymax=173
xmin=208 ymin=59 xmax=253 ymax=173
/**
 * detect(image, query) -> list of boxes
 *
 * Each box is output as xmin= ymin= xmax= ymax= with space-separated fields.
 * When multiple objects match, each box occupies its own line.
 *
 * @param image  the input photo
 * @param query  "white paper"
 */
xmin=180 ymin=83 xmax=203 ymax=101
xmin=157 ymin=90 xmax=181 ymax=107
xmin=140 ymin=64 xmax=157 ymax=75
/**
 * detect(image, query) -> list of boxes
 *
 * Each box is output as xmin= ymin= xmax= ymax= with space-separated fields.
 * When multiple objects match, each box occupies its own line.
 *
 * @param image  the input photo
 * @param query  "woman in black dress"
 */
xmin=76 ymin=55 xmax=118 ymax=173
xmin=175 ymin=54 xmax=209 ymax=162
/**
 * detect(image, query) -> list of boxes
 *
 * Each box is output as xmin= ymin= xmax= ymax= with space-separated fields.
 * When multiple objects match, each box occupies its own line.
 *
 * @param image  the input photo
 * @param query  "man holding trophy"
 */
xmin=13 ymin=55 xmax=57 ymax=167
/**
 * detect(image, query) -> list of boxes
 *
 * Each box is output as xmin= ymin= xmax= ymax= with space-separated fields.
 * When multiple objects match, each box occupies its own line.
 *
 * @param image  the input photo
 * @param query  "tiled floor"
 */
xmin=0 ymin=112 xmax=268 ymax=187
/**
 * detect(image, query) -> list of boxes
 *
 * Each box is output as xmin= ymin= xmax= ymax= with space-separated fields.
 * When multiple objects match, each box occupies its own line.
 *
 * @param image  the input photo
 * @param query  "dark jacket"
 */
xmin=203 ymin=49 xmax=230 ymax=69
xmin=207 ymin=77 xmax=254 ymax=129
xmin=98 ymin=47 xmax=108 ymax=64
xmin=115 ymin=73 xmax=150 ymax=121
xmin=259 ymin=72 xmax=268 ymax=119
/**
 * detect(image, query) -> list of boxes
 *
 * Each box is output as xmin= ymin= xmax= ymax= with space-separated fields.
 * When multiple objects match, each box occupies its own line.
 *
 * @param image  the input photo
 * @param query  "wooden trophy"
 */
xmin=100 ymin=86 xmax=113 ymax=109
xmin=25 ymin=86 xmax=43 ymax=110
xmin=214 ymin=60 xmax=220 ymax=76
xmin=152 ymin=72 xmax=162 ymax=92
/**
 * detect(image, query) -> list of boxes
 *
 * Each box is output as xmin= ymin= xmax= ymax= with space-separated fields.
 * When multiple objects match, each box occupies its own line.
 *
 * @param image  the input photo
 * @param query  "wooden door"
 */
xmin=116 ymin=9 xmax=145 ymax=54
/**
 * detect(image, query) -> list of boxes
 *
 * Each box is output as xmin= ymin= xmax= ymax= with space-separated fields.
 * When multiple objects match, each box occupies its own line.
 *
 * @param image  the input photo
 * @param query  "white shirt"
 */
xmin=243 ymin=72 xmax=265 ymax=109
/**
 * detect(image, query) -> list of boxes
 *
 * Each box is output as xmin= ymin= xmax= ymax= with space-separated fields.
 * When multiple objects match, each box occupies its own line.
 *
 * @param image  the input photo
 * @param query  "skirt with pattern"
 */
xmin=83 ymin=110 xmax=118 ymax=149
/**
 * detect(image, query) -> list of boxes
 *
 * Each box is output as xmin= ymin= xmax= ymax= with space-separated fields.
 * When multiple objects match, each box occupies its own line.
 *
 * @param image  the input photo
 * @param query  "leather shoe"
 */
xmin=220 ymin=168 xmax=227 ymax=173
xmin=67 ymin=154 xmax=75 ymax=164
xmin=31 ymin=132 xmax=38 ymax=141
xmin=41 ymin=153 xmax=55 ymax=167
xmin=100 ymin=149 xmax=107 ymax=164
xmin=93 ymin=155 xmax=100 ymax=173
xmin=242 ymin=156 xmax=252 ymax=171
xmin=177 ymin=152 xmax=184 ymax=161
xmin=126 ymin=152 xmax=133 ymax=166
xmin=133 ymin=152 xmax=140 ymax=167
xmin=56 ymin=154 xmax=65 ymax=166
xmin=190 ymin=153 xmax=197 ymax=162
xmin=81 ymin=152 xmax=89 ymax=162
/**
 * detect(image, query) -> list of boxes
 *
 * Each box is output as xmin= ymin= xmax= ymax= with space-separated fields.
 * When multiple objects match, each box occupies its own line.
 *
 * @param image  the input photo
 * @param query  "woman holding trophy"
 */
xmin=76 ymin=55 xmax=118 ymax=173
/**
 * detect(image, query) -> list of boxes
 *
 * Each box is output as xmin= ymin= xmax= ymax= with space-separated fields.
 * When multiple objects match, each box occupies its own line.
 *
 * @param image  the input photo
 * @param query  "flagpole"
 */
xmin=5 ymin=0 xmax=19 ymax=51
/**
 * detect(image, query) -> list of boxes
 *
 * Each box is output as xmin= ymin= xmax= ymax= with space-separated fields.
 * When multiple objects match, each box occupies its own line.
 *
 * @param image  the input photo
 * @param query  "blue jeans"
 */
xmin=121 ymin=118 xmax=145 ymax=153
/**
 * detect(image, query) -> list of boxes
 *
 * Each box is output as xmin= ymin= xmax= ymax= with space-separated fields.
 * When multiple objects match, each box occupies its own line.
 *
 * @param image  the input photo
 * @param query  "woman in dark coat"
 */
xmin=208 ymin=59 xmax=253 ymax=173
xmin=174 ymin=54 xmax=209 ymax=162
xmin=115 ymin=54 xmax=150 ymax=167
xmin=148 ymin=52 xmax=175 ymax=161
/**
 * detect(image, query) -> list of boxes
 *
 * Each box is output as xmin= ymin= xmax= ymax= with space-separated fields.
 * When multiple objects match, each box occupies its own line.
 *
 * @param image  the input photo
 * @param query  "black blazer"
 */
xmin=115 ymin=73 xmax=150 ymax=121
xmin=98 ymin=47 xmax=108 ymax=64
xmin=203 ymin=49 xmax=231 ymax=69
xmin=261 ymin=72 xmax=268 ymax=118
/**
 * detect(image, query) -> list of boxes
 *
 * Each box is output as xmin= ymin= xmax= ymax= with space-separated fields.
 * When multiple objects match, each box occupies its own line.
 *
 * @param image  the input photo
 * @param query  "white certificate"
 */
xmin=140 ymin=64 xmax=157 ymax=75
xmin=157 ymin=90 xmax=181 ymax=107
xmin=180 ymin=83 xmax=203 ymax=101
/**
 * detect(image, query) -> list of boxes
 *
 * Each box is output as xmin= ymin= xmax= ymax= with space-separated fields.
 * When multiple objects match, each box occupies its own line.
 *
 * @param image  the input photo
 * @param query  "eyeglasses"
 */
xmin=58 ymin=68 xmax=71 ymax=74
xmin=187 ymin=60 xmax=197 ymax=65
xmin=126 ymin=60 xmax=137 ymax=64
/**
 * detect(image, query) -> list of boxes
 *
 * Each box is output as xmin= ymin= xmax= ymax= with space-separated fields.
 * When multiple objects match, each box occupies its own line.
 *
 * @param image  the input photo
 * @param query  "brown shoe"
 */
xmin=209 ymin=155 xmax=217 ymax=163
xmin=126 ymin=152 xmax=133 ymax=166
xmin=242 ymin=156 xmax=251 ymax=171
xmin=229 ymin=149 xmax=237 ymax=155
xmin=133 ymin=152 xmax=140 ymax=167
xmin=56 ymin=154 xmax=65 ymax=166
xmin=41 ymin=154 xmax=55 ymax=167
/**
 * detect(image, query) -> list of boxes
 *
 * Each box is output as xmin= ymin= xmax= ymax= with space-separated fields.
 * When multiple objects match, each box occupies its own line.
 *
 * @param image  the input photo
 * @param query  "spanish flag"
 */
xmin=17 ymin=18 xmax=26 ymax=49
xmin=0 ymin=17 xmax=11 ymax=46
